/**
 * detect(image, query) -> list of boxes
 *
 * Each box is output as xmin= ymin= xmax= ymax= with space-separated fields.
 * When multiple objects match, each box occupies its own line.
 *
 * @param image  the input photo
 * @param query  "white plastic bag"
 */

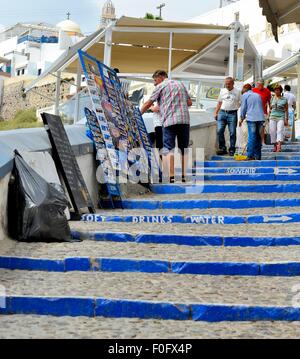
xmin=295 ymin=120 xmax=300 ymax=140
xmin=236 ymin=121 xmax=248 ymax=155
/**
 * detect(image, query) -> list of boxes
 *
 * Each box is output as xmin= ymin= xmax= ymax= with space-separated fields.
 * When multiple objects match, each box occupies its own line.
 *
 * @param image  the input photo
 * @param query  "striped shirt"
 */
xmin=150 ymin=79 xmax=191 ymax=128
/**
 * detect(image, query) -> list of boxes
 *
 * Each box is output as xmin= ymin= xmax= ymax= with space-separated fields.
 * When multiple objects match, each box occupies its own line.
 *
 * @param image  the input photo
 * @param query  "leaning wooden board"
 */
xmin=42 ymin=112 xmax=95 ymax=215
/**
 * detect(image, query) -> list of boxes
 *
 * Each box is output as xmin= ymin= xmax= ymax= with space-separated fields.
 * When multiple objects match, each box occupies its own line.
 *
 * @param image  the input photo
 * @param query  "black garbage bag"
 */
xmin=7 ymin=151 xmax=71 ymax=242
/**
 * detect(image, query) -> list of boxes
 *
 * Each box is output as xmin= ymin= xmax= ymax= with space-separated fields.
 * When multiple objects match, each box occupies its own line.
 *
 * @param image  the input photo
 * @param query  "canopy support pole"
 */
xmin=104 ymin=26 xmax=113 ymax=67
xmin=291 ymin=62 xmax=300 ymax=141
xmin=297 ymin=63 xmax=300 ymax=122
xmin=196 ymin=81 xmax=202 ymax=109
xmin=228 ymin=29 xmax=235 ymax=78
xmin=255 ymin=55 xmax=263 ymax=83
xmin=235 ymin=28 xmax=245 ymax=82
xmin=74 ymin=63 xmax=82 ymax=124
xmin=54 ymin=70 xmax=61 ymax=116
xmin=252 ymin=59 xmax=256 ymax=84
xmin=168 ymin=32 xmax=173 ymax=79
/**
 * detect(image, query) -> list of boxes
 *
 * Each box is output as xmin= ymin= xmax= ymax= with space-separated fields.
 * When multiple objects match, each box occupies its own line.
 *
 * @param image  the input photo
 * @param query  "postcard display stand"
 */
xmin=79 ymin=50 xmax=160 ymax=208
xmin=84 ymin=107 xmax=121 ymax=208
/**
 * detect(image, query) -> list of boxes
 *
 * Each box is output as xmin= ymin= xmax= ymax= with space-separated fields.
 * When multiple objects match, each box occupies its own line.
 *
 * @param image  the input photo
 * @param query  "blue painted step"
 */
xmin=263 ymin=146 xmax=300 ymax=151
xmin=196 ymin=167 xmax=275 ymax=174
xmin=262 ymin=149 xmax=300 ymax=153
xmin=71 ymin=231 xmax=300 ymax=247
xmin=196 ymin=167 xmax=300 ymax=176
xmin=2 ymin=256 xmax=300 ymax=277
xmin=151 ymin=183 xmax=300 ymax=194
xmin=202 ymin=160 xmax=300 ymax=168
xmin=114 ymin=198 xmax=300 ymax=210
xmin=202 ymin=174 xmax=300 ymax=181
xmin=211 ymin=155 xmax=300 ymax=161
xmin=81 ymin=212 xmax=300 ymax=225
xmin=2 ymin=296 xmax=300 ymax=322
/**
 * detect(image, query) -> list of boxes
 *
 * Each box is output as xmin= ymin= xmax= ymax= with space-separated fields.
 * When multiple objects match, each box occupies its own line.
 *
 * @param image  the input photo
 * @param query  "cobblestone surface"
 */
xmin=1 ymin=270 xmax=300 ymax=306
xmin=93 ymin=207 xmax=300 ymax=216
xmin=127 ymin=192 xmax=300 ymax=200
xmin=2 ymin=148 xmax=300 ymax=338
xmin=126 ymin=182 xmax=300 ymax=200
xmin=1 ymin=238 xmax=300 ymax=263
xmin=1 ymin=316 xmax=300 ymax=339
xmin=71 ymin=221 xmax=300 ymax=237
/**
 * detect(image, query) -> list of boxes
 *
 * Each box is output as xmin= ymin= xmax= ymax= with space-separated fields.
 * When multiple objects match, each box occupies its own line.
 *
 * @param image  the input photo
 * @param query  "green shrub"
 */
xmin=0 ymin=108 xmax=42 ymax=131
xmin=14 ymin=108 xmax=37 ymax=123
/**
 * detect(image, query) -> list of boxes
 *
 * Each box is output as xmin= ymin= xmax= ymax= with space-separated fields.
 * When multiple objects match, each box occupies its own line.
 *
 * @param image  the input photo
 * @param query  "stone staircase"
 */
xmin=2 ymin=143 xmax=300 ymax=338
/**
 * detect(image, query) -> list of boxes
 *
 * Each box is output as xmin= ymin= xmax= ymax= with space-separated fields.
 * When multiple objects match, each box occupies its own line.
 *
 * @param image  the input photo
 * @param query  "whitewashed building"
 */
xmin=0 ymin=20 xmax=83 ymax=78
xmin=0 ymin=1 xmax=118 ymax=79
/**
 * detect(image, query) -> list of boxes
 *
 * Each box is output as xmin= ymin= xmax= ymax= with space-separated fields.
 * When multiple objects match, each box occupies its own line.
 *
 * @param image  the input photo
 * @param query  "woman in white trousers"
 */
xmin=269 ymin=84 xmax=289 ymax=152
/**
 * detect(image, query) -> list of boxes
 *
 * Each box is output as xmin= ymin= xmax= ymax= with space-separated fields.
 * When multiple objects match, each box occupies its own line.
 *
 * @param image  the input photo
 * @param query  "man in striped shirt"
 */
xmin=141 ymin=70 xmax=192 ymax=183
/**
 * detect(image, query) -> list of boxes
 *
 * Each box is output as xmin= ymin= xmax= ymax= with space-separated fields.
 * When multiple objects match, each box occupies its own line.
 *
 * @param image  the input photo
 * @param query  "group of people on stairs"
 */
xmin=140 ymin=68 xmax=297 ymax=183
xmin=214 ymin=77 xmax=296 ymax=160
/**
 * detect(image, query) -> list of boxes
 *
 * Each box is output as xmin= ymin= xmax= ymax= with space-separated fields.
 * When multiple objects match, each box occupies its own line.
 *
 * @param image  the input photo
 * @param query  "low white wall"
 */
xmin=190 ymin=122 xmax=217 ymax=160
xmin=0 ymin=154 xmax=99 ymax=241
xmin=0 ymin=122 xmax=218 ymax=241
xmin=76 ymin=153 xmax=99 ymax=208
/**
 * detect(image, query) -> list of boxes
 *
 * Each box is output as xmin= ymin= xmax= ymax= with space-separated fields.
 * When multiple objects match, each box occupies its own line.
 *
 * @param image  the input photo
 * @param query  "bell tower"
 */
xmin=101 ymin=0 xmax=117 ymax=27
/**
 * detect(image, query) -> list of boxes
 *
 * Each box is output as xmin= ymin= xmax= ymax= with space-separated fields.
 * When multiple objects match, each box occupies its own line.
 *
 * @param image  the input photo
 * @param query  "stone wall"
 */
xmin=0 ymin=78 xmax=74 ymax=120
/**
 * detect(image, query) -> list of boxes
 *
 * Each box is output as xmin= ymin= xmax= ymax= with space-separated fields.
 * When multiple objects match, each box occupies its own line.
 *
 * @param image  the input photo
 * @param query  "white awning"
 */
xmin=24 ymin=17 xmax=230 ymax=92
xmin=259 ymin=0 xmax=300 ymax=42
xmin=263 ymin=52 xmax=300 ymax=79
xmin=0 ymin=56 xmax=10 ymax=63
xmin=175 ymin=32 xmax=259 ymax=79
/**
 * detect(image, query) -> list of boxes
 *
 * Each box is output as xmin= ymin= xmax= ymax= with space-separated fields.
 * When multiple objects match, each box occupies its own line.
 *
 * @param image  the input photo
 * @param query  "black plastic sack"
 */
xmin=7 ymin=151 xmax=71 ymax=242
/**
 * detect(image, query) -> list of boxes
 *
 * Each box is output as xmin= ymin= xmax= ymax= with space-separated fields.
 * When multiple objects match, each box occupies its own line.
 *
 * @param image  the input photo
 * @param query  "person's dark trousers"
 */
xmin=163 ymin=124 xmax=190 ymax=154
xmin=217 ymin=110 xmax=238 ymax=153
xmin=149 ymin=132 xmax=156 ymax=146
xmin=247 ymin=121 xmax=264 ymax=160
xmin=163 ymin=124 xmax=190 ymax=182
xmin=155 ymin=126 xmax=163 ymax=151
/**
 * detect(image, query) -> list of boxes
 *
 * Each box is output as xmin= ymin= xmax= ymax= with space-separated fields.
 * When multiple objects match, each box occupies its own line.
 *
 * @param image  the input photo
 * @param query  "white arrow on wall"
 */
xmin=274 ymin=168 xmax=298 ymax=175
xmin=263 ymin=216 xmax=293 ymax=223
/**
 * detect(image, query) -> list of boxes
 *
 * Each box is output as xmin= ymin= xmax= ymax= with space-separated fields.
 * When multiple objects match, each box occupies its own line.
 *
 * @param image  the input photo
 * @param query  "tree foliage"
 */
xmin=144 ymin=13 xmax=163 ymax=20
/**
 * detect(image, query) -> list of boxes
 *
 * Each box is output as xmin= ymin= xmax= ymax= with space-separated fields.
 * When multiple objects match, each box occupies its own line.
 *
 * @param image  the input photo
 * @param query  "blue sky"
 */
xmin=0 ymin=0 xmax=220 ymax=34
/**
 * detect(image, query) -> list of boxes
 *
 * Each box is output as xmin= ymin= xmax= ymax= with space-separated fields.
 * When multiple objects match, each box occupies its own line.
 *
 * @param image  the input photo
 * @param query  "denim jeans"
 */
xmin=288 ymin=109 xmax=295 ymax=126
xmin=247 ymin=121 xmax=264 ymax=160
xmin=285 ymin=110 xmax=295 ymax=142
xmin=217 ymin=110 xmax=238 ymax=152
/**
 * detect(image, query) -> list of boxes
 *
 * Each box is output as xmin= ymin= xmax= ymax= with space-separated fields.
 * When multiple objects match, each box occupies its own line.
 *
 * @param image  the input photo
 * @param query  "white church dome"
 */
xmin=56 ymin=20 xmax=82 ymax=36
